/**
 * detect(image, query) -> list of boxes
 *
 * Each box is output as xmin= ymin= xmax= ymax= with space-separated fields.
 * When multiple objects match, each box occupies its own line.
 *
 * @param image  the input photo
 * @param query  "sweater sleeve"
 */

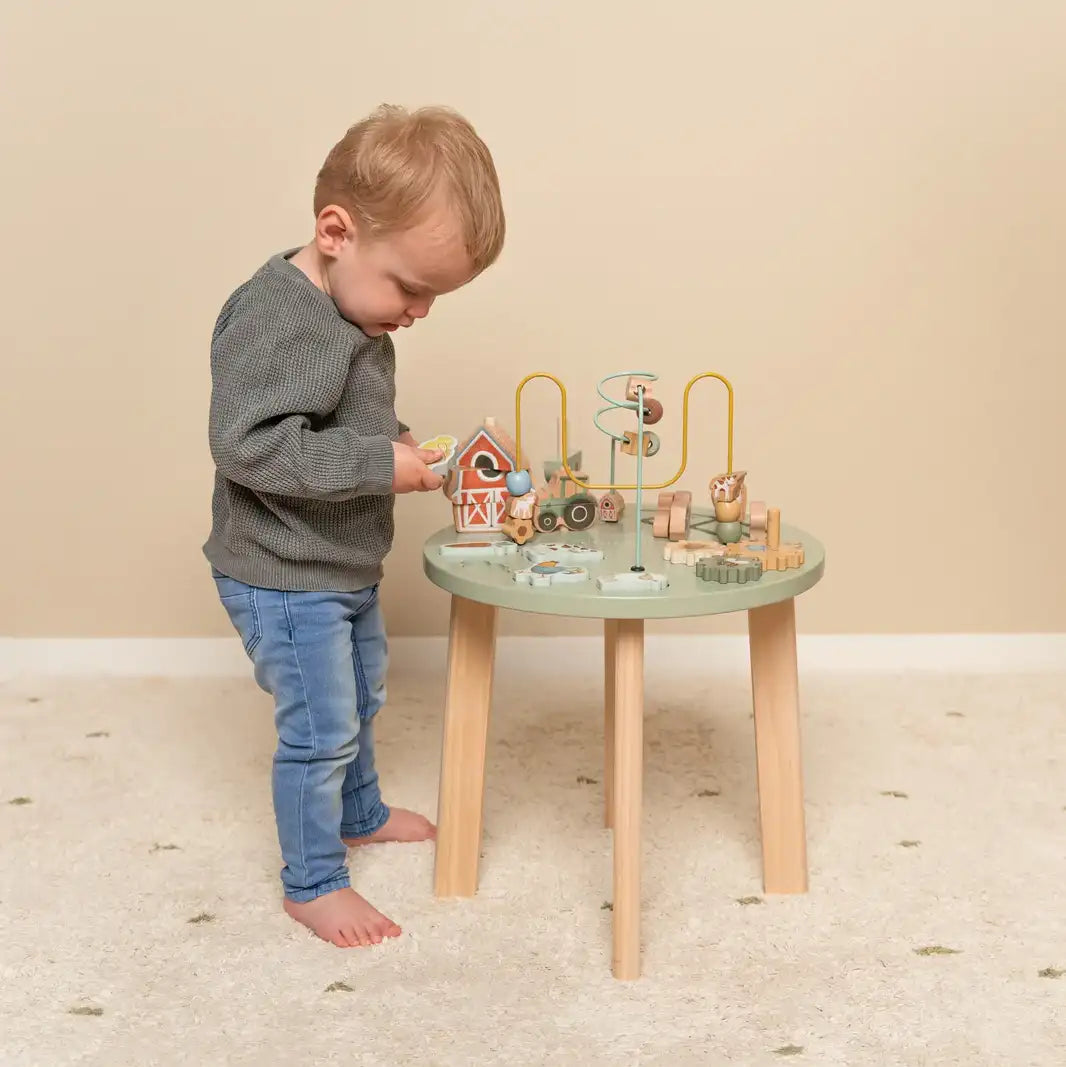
xmin=208 ymin=295 xmax=395 ymax=501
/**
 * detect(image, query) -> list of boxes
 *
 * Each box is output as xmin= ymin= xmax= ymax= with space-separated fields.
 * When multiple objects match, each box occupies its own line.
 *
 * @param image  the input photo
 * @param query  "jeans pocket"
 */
xmin=218 ymin=588 xmax=263 ymax=656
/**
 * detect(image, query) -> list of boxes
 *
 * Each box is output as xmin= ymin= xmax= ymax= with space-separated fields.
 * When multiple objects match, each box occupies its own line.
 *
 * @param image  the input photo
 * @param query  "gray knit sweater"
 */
xmin=203 ymin=250 xmax=409 ymax=592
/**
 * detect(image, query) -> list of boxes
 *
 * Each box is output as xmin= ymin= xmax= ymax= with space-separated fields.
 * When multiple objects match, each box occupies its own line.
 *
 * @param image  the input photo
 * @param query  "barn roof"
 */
xmin=454 ymin=417 xmax=525 ymax=469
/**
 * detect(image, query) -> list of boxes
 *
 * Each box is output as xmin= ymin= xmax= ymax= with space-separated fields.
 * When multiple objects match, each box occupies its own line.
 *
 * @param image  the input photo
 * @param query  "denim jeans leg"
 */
xmin=247 ymin=588 xmax=379 ymax=902
xmin=340 ymin=594 xmax=390 ymax=840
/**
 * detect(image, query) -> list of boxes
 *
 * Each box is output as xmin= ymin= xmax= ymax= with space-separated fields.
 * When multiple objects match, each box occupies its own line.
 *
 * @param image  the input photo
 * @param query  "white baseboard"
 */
xmin=1 ymin=634 xmax=1063 ymax=680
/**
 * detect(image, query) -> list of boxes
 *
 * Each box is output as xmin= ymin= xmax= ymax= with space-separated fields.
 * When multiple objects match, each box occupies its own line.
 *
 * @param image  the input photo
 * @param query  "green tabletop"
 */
xmin=422 ymin=507 xmax=825 ymax=620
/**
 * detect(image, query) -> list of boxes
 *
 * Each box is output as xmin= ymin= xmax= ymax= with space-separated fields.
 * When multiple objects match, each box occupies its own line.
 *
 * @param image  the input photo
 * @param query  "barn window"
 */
xmin=471 ymin=450 xmax=503 ymax=482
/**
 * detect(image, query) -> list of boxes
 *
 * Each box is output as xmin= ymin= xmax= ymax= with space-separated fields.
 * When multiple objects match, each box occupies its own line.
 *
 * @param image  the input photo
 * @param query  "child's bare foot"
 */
xmin=283 ymin=888 xmax=401 ymax=948
xmin=343 ymin=808 xmax=436 ymax=847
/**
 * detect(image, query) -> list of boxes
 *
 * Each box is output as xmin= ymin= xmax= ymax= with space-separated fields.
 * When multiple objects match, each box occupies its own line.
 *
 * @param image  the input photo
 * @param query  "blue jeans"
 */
xmin=211 ymin=568 xmax=390 ymax=902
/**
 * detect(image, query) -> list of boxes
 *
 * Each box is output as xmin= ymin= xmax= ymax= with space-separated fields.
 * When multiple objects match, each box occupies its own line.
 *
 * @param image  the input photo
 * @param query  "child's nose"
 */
xmin=406 ymin=295 xmax=435 ymax=320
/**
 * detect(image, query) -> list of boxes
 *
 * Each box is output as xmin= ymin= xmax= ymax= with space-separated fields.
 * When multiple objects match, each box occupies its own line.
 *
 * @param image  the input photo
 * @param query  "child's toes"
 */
xmin=330 ymin=927 xmax=354 ymax=948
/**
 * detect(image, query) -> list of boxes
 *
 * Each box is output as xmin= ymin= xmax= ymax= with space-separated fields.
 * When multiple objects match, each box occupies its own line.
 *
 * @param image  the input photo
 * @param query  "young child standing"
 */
xmin=204 ymin=105 xmax=505 ymax=948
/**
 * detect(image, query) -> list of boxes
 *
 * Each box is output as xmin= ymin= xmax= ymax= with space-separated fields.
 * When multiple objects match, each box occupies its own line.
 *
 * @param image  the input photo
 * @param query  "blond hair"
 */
xmin=314 ymin=104 xmax=505 ymax=273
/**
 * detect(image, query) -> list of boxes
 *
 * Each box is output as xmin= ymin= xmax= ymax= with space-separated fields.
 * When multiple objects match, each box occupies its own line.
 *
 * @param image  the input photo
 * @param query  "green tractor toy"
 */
xmin=533 ymin=452 xmax=598 ymax=533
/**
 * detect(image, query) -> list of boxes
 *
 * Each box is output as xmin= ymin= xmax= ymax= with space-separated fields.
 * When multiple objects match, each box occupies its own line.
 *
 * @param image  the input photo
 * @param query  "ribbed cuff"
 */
xmin=353 ymin=434 xmax=395 ymax=495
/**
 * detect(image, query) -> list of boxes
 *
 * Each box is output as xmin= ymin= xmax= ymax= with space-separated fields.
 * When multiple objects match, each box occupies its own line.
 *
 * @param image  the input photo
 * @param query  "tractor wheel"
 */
xmin=535 ymin=508 xmax=560 ymax=533
xmin=564 ymin=497 xmax=596 ymax=531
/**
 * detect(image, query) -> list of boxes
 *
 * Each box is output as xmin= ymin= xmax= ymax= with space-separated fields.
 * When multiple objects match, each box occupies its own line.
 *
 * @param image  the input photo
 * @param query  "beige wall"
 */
xmin=3 ymin=2 xmax=1065 ymax=638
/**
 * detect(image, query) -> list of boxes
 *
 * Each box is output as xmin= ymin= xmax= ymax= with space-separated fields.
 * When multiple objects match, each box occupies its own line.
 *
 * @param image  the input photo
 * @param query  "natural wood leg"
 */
xmin=604 ymin=619 xmax=619 ymax=829
xmin=612 ymin=618 xmax=644 ymax=979
xmin=748 ymin=597 xmax=808 ymax=894
xmin=434 ymin=595 xmax=499 ymax=897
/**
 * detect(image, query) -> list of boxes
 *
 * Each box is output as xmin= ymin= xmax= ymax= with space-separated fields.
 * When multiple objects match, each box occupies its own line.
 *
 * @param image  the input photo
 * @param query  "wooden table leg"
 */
xmin=612 ymin=618 xmax=644 ymax=979
xmin=748 ymin=597 xmax=808 ymax=894
xmin=434 ymin=595 xmax=499 ymax=897
xmin=604 ymin=619 xmax=619 ymax=829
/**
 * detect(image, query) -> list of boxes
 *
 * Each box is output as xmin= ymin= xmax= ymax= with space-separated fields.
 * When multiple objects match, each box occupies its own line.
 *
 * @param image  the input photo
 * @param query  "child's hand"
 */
xmin=391 ymin=442 xmax=444 ymax=493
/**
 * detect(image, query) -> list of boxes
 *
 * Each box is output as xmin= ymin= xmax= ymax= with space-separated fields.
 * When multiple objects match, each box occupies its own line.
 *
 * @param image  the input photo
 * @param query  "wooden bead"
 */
xmin=621 ymin=430 xmax=658 ymax=456
xmin=625 ymin=376 xmax=654 ymax=402
xmin=715 ymin=498 xmax=743 ymax=523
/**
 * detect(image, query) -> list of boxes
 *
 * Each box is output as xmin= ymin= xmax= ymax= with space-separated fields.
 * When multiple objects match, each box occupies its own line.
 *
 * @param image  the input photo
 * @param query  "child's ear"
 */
xmin=314 ymin=205 xmax=357 ymax=259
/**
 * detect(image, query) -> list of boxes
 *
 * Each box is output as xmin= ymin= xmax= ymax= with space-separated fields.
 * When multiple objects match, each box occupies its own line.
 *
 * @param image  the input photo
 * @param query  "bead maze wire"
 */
xmin=593 ymin=372 xmax=654 ymax=568
xmin=594 ymin=371 xmax=658 ymax=489
xmin=514 ymin=371 xmax=735 ymax=487
xmin=512 ymin=371 xmax=737 ymax=572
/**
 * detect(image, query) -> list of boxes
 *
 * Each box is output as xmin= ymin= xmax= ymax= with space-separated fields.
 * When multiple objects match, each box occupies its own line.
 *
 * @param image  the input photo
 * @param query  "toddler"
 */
xmin=204 ymin=104 xmax=505 ymax=948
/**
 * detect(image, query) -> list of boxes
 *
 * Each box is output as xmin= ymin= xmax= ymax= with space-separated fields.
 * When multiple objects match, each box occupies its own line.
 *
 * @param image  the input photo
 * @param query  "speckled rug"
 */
xmin=1 ymin=662 xmax=1064 ymax=1066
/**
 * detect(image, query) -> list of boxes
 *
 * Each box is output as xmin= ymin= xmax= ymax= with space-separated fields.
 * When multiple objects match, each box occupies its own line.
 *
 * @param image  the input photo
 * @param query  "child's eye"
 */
xmin=398 ymin=281 xmax=417 ymax=297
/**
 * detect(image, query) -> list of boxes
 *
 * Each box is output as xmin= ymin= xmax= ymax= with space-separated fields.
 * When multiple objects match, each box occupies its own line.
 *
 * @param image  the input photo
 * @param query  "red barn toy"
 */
xmin=442 ymin=417 xmax=522 ymax=533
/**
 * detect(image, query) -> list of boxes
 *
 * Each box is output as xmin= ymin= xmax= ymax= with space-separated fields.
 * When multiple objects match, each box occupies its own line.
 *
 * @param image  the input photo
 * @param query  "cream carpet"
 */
xmin=2 ymin=660 xmax=1064 ymax=1066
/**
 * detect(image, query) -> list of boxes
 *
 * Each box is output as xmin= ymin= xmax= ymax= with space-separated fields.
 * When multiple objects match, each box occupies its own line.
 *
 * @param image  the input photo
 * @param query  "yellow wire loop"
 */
xmin=513 ymin=371 xmax=734 ymax=492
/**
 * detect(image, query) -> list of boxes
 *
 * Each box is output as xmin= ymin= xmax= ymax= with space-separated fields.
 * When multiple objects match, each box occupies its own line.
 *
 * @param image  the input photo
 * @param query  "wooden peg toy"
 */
xmin=766 ymin=506 xmax=781 ymax=550
xmin=725 ymin=506 xmax=804 ymax=571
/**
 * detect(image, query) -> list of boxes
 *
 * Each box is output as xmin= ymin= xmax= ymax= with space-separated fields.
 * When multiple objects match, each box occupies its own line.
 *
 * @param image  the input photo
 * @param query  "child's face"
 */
xmin=319 ymin=205 xmax=475 ymax=337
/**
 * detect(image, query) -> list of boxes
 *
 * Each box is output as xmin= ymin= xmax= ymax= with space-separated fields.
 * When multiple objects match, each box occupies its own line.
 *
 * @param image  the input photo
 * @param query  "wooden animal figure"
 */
xmin=709 ymin=470 xmax=747 ymax=544
xmin=442 ymin=416 xmax=522 ymax=533
xmin=501 ymin=488 xmax=538 ymax=545
xmin=709 ymin=471 xmax=747 ymax=521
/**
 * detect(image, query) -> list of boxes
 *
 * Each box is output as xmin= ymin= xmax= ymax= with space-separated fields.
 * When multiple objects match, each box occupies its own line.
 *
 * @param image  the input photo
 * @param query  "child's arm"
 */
xmin=209 ymin=306 xmax=395 ymax=501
